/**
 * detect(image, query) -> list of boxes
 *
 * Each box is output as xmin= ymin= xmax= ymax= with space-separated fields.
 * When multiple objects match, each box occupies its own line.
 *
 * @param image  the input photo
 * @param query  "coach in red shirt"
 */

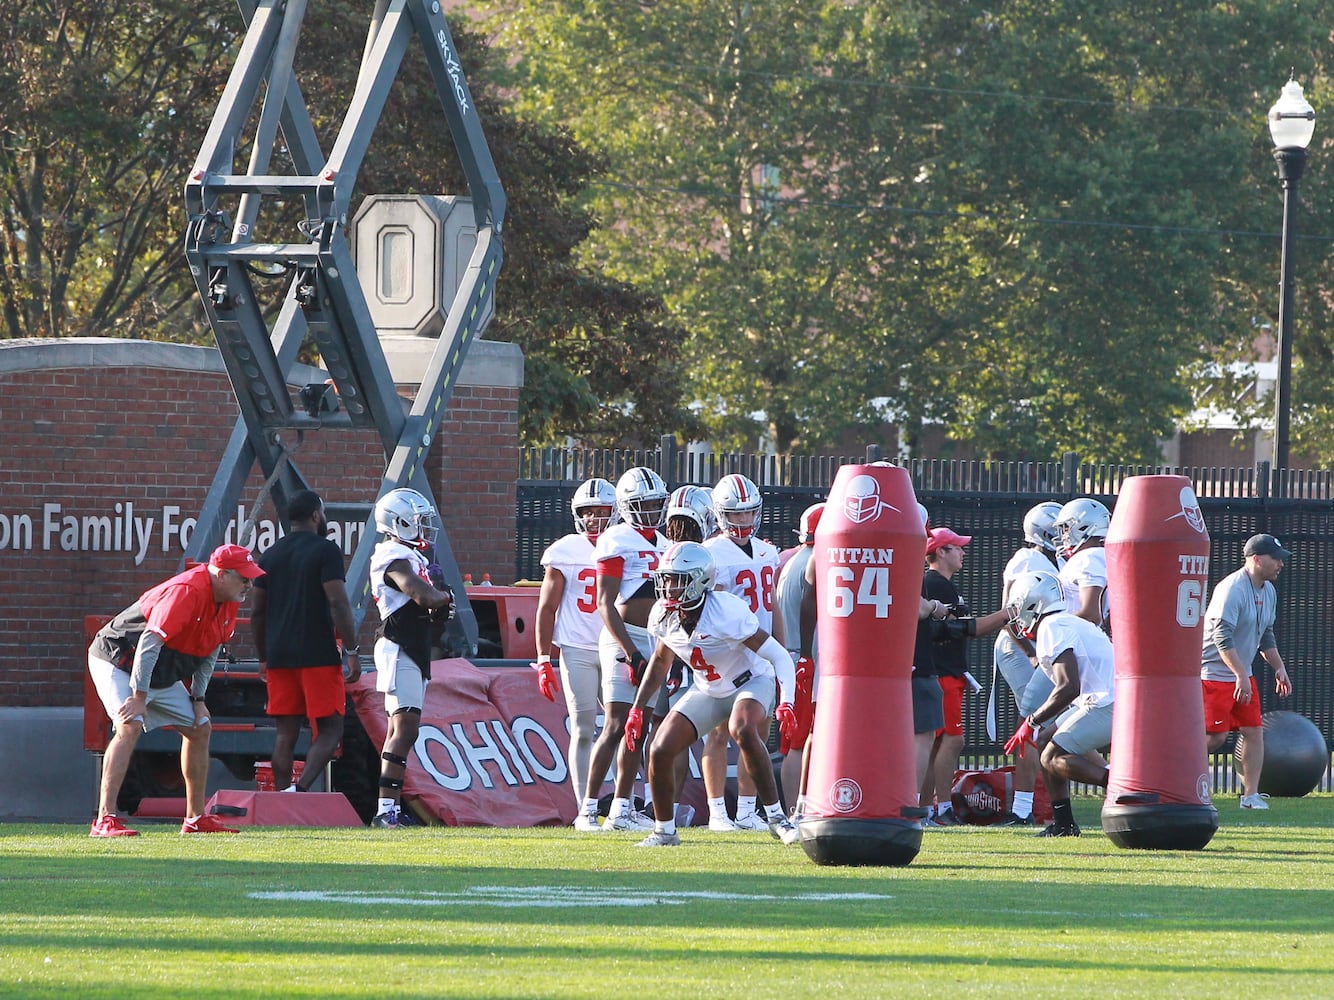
xmin=87 ymin=544 xmax=263 ymax=837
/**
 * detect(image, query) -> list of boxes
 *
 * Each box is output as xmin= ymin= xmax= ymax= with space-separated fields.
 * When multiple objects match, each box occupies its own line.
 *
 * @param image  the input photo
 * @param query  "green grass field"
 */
xmin=2 ymin=796 xmax=1332 ymax=999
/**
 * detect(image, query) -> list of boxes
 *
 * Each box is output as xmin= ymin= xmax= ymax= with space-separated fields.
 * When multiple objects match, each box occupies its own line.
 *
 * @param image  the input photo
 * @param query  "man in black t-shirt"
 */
xmin=919 ymin=527 xmax=1009 ymax=825
xmin=252 ymin=490 xmax=361 ymax=792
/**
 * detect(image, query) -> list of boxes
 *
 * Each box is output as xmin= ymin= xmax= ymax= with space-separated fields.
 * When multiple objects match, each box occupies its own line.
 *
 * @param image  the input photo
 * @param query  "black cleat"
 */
xmin=997 ymin=811 xmax=1035 ymax=827
xmin=1038 ymin=822 xmax=1081 ymax=838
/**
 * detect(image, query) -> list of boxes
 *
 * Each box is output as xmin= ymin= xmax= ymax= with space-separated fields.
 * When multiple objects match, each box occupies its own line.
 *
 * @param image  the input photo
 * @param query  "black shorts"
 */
xmin=911 ymin=675 xmax=945 ymax=735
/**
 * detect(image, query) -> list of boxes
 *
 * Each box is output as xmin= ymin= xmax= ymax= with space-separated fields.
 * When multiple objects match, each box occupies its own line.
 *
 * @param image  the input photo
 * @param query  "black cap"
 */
xmin=1244 ymin=533 xmax=1291 ymax=562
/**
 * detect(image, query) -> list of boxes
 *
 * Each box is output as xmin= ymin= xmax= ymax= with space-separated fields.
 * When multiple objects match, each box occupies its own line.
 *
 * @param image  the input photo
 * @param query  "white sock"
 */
xmin=793 ymin=794 xmax=806 ymax=814
xmin=655 ymin=819 xmax=677 ymax=835
xmin=762 ymin=801 xmax=784 ymax=822
xmin=708 ymin=796 xmax=728 ymax=819
xmin=1012 ymin=791 xmax=1034 ymax=818
xmin=281 ymin=783 xmax=299 ymax=793
xmin=937 ymin=804 xmax=953 ymax=817
xmin=378 ymin=797 xmax=396 ymax=814
xmin=736 ymin=795 xmax=757 ymax=818
xmin=609 ymin=796 xmax=630 ymax=819
xmin=581 ymin=797 xmax=599 ymax=816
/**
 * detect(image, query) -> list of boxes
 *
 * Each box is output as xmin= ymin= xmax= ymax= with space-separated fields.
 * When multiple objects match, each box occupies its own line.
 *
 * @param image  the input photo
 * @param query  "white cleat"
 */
xmin=1239 ymin=793 xmax=1271 ymax=810
xmin=767 ymin=815 xmax=800 ymax=845
xmin=601 ymin=809 xmax=656 ymax=831
xmin=573 ymin=812 xmax=602 ymax=832
xmin=707 ymin=816 xmax=739 ymax=832
xmin=636 ymin=829 xmax=681 ymax=847
xmin=731 ymin=811 xmax=769 ymax=832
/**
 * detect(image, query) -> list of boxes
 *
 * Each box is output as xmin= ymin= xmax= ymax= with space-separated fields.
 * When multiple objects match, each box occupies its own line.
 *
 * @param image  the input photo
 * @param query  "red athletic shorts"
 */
xmin=266 ymin=665 xmax=346 ymax=719
xmin=936 ymin=675 xmax=967 ymax=737
xmin=1202 ymin=676 xmax=1262 ymax=732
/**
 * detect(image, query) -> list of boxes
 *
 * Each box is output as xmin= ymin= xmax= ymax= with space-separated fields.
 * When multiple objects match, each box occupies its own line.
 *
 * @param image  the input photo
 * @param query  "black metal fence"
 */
xmin=516 ymin=443 xmax=1334 ymax=778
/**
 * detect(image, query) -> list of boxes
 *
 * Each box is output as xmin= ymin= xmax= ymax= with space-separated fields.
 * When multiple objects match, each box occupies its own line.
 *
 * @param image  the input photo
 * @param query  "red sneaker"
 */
xmin=90 ymin=814 xmax=139 ymax=838
xmin=181 ymin=813 xmax=240 ymax=834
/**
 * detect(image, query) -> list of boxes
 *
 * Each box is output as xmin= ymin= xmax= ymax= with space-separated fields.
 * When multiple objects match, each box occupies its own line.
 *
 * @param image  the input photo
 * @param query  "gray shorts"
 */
xmin=912 ymin=674 xmax=945 ymax=735
xmin=88 ymin=654 xmax=196 ymax=731
xmin=1051 ymin=702 xmax=1113 ymax=756
xmin=375 ymin=641 xmax=425 ymax=714
xmin=598 ymin=624 xmax=667 ymax=715
xmin=671 ymin=673 xmax=777 ymax=742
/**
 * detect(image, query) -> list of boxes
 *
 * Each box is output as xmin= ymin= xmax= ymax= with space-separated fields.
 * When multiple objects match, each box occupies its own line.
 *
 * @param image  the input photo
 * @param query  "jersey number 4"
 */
xmin=690 ymin=646 xmax=721 ymax=681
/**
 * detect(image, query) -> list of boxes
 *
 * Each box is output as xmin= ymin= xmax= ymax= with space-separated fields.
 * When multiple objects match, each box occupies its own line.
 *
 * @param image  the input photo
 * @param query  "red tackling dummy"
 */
xmin=800 ymin=463 xmax=926 ymax=867
xmin=1103 ymin=475 xmax=1218 ymax=850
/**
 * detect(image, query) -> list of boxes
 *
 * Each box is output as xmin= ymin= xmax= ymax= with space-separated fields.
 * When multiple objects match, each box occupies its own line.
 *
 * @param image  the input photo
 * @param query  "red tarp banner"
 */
xmin=351 ymin=658 xmax=709 ymax=827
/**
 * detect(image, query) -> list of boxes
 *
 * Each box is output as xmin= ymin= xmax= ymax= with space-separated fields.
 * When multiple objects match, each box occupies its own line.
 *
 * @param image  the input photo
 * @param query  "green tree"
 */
xmin=481 ymin=0 xmax=1331 ymax=463
xmin=0 ymin=1 xmax=236 ymax=339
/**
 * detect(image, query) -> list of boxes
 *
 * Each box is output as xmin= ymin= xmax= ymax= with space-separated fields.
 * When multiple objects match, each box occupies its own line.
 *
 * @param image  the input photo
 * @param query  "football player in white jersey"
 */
xmin=625 ymin=542 xmax=800 ymax=847
xmin=701 ymin=474 xmax=783 ymax=831
xmin=990 ymin=501 xmax=1062 ymax=825
xmin=533 ymin=478 xmax=616 ymax=822
xmin=576 ymin=467 xmax=671 ymax=833
xmin=1003 ymin=570 xmax=1114 ymax=838
xmin=1055 ymin=497 xmax=1111 ymax=631
xmin=368 ymin=488 xmax=456 ymax=828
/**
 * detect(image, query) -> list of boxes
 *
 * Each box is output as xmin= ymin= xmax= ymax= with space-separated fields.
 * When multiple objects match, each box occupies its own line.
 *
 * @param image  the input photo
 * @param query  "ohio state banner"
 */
xmin=350 ymin=658 xmax=709 ymax=826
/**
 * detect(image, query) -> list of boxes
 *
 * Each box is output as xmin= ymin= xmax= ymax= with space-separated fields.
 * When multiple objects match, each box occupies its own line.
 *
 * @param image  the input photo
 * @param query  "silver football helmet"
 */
xmin=374 ymin=488 xmax=439 ymax=550
xmin=1006 ymin=570 xmax=1066 ymax=639
xmin=653 ymin=541 xmax=716 ymax=613
xmin=571 ymin=477 xmax=616 ymax=538
xmin=1023 ymin=501 xmax=1064 ymax=553
xmin=1054 ymin=498 xmax=1110 ymax=557
xmin=666 ymin=485 xmax=716 ymax=541
xmin=615 ymin=467 xmax=669 ymax=530
xmin=713 ymin=474 xmax=763 ymax=540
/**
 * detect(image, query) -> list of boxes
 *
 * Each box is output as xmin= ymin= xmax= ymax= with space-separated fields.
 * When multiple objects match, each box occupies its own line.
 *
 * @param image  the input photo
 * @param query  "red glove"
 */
xmin=531 ymin=660 xmax=560 ymax=702
xmin=624 ymin=707 xmax=645 ymax=752
xmin=775 ymin=702 xmax=803 ymax=755
xmin=664 ymin=659 xmax=684 ymax=697
xmin=793 ymin=655 xmax=815 ymax=743
xmin=1004 ymin=718 xmax=1040 ymax=758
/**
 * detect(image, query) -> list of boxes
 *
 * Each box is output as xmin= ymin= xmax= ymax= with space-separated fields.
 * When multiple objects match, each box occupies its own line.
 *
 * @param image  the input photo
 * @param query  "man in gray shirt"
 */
xmin=1201 ymin=534 xmax=1293 ymax=810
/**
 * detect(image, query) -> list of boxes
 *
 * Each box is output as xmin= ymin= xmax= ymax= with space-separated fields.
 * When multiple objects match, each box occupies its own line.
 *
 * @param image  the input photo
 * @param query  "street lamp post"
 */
xmin=1267 ymin=77 xmax=1315 ymax=480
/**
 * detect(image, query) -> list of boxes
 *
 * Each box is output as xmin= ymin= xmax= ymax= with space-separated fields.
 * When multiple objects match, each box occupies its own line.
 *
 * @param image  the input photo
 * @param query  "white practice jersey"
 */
xmin=370 ymin=538 xmax=429 ymax=621
xmin=1035 ymin=612 xmax=1115 ymax=708
xmin=648 ymin=590 xmax=771 ymax=699
xmin=1060 ymin=546 xmax=1109 ymax=622
xmin=592 ymin=522 xmax=666 ymax=604
xmin=1004 ymin=546 xmax=1061 ymax=587
xmin=540 ymin=532 xmax=602 ymax=650
xmin=704 ymin=534 xmax=780 ymax=633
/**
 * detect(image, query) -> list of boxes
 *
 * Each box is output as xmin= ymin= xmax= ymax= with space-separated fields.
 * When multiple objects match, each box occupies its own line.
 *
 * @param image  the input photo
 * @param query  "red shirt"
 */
xmin=139 ymin=564 xmax=240 ymax=656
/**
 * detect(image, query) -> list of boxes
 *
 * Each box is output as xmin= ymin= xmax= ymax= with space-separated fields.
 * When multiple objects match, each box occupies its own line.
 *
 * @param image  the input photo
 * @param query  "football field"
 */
xmin=3 ymin=796 xmax=1332 ymax=998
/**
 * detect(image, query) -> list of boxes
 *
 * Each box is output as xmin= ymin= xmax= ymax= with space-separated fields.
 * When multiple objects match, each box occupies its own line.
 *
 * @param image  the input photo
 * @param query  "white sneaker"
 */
xmin=1240 ymin=793 xmax=1271 ymax=810
xmin=573 ymin=812 xmax=601 ymax=832
xmin=636 ymin=829 xmax=681 ymax=847
xmin=732 ymin=811 xmax=769 ymax=832
xmin=707 ymin=815 xmax=739 ymax=832
xmin=601 ymin=809 xmax=655 ymax=831
xmin=767 ymin=814 xmax=800 ymax=845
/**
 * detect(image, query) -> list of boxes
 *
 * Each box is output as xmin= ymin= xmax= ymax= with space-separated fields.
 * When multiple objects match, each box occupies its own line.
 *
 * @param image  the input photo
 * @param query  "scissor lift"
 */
xmin=182 ymin=0 xmax=505 ymax=648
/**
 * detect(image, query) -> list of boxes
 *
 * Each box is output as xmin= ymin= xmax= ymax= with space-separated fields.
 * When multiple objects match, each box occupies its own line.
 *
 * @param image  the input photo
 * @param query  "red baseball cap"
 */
xmin=209 ymin=543 xmax=265 ymax=579
xmin=926 ymin=527 xmax=972 ymax=555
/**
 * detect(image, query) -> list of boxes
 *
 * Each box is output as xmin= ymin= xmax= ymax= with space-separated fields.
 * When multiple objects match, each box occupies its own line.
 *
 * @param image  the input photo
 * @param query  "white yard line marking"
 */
xmin=249 ymin=886 xmax=894 ymax=908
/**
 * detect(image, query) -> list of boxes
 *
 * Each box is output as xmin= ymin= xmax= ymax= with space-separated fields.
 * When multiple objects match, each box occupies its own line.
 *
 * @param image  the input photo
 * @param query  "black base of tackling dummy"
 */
xmin=799 ymin=816 xmax=923 ymax=867
xmin=1101 ymin=801 xmax=1219 ymax=851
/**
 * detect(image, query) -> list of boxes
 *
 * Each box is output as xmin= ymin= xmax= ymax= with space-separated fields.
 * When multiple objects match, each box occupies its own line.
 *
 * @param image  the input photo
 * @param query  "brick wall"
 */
xmin=0 ymin=338 xmax=522 ymax=708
